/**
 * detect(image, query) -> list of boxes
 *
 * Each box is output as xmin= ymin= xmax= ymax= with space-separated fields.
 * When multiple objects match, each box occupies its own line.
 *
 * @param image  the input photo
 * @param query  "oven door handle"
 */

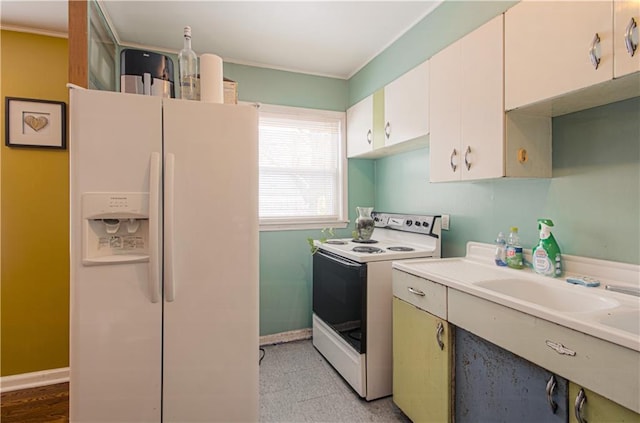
xmin=316 ymin=250 xmax=362 ymax=268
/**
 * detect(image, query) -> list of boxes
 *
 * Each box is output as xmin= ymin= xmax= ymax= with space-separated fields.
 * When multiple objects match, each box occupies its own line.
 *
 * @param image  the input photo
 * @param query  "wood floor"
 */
xmin=0 ymin=383 xmax=69 ymax=423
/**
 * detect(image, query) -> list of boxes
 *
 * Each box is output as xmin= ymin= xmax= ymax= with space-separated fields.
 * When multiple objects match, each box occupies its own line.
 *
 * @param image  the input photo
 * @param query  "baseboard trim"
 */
xmin=260 ymin=328 xmax=312 ymax=346
xmin=0 ymin=331 xmax=311 ymax=392
xmin=0 ymin=367 xmax=70 ymax=393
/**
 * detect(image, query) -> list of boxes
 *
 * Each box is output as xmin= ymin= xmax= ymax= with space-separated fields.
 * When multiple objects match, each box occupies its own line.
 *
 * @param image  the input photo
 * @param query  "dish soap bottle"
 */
xmin=532 ymin=219 xmax=562 ymax=277
xmin=506 ymin=227 xmax=524 ymax=269
xmin=494 ymin=232 xmax=507 ymax=266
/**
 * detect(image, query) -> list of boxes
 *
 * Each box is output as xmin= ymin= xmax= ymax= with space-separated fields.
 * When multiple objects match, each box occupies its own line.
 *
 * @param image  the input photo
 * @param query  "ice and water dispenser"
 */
xmin=82 ymin=193 xmax=150 ymax=265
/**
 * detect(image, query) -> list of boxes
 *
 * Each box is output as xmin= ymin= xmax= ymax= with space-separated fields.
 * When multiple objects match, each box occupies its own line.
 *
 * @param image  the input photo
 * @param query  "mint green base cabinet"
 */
xmin=570 ymin=383 xmax=640 ymax=423
xmin=392 ymin=297 xmax=452 ymax=423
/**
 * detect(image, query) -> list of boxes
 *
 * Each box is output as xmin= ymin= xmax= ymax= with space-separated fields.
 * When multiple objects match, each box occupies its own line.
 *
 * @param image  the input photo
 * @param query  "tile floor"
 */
xmin=259 ymin=339 xmax=411 ymax=423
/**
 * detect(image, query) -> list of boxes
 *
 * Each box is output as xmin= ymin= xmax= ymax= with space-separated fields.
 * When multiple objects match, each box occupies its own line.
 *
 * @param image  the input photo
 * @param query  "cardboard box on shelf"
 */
xmin=224 ymin=78 xmax=238 ymax=104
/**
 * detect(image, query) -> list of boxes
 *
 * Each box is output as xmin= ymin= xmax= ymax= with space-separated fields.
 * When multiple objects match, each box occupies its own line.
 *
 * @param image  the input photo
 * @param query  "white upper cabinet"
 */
xmin=383 ymin=60 xmax=430 ymax=147
xmin=430 ymin=15 xmax=508 ymax=182
xmin=431 ymin=14 xmax=551 ymax=182
xmin=429 ymin=35 xmax=463 ymax=182
xmin=505 ymin=0 xmax=614 ymax=111
xmin=347 ymin=61 xmax=429 ymax=159
xmin=346 ymin=95 xmax=374 ymax=158
xmin=614 ymin=0 xmax=640 ymax=78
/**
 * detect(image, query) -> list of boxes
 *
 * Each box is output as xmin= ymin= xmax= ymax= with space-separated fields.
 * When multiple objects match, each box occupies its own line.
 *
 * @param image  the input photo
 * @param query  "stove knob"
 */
xmin=415 ymin=221 xmax=421 ymax=227
xmin=423 ymin=221 xmax=430 ymax=227
xmin=406 ymin=220 xmax=413 ymax=226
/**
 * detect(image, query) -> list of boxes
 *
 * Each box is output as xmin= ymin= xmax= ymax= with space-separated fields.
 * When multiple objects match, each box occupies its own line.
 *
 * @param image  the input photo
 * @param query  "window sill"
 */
xmin=259 ymin=220 xmax=350 ymax=232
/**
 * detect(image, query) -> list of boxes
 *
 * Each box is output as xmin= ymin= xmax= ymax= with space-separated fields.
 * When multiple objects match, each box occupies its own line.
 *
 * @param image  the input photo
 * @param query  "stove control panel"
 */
xmin=371 ymin=211 xmax=441 ymax=236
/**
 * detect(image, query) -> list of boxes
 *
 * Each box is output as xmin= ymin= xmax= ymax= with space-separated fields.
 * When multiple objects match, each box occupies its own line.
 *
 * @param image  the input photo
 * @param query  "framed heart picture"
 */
xmin=5 ymin=97 xmax=66 ymax=149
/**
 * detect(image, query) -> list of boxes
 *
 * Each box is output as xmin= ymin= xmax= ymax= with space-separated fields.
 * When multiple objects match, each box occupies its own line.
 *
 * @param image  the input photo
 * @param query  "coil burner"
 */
xmin=325 ymin=240 xmax=348 ymax=245
xmin=387 ymin=246 xmax=415 ymax=252
xmin=352 ymin=239 xmax=379 ymax=244
xmin=352 ymin=246 xmax=384 ymax=254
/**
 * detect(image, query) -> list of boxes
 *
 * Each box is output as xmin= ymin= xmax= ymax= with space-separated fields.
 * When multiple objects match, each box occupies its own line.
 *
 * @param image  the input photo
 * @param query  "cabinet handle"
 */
xmin=545 ymin=339 xmax=576 ymax=356
xmin=464 ymin=145 xmax=472 ymax=171
xmin=436 ymin=322 xmax=445 ymax=350
xmin=625 ymin=17 xmax=638 ymax=57
xmin=384 ymin=122 xmax=391 ymax=139
xmin=589 ymin=33 xmax=601 ymax=69
xmin=450 ymin=148 xmax=458 ymax=172
xmin=407 ymin=287 xmax=426 ymax=297
xmin=366 ymin=129 xmax=372 ymax=144
xmin=574 ymin=388 xmax=587 ymax=423
xmin=545 ymin=375 xmax=558 ymax=414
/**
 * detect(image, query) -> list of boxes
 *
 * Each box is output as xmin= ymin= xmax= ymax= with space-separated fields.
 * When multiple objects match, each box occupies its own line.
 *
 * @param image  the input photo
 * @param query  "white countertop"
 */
xmin=392 ymin=242 xmax=640 ymax=352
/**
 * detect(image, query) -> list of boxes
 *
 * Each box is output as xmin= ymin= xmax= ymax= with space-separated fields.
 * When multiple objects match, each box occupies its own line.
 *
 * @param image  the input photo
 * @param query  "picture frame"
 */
xmin=5 ymin=97 xmax=67 ymax=149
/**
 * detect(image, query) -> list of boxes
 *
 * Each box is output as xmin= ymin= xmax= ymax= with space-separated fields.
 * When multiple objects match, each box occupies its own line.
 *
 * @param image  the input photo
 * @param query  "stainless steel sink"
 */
xmin=474 ymin=278 xmax=620 ymax=313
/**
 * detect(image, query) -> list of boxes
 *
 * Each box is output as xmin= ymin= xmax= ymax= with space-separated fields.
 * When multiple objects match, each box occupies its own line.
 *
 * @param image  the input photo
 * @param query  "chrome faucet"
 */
xmin=605 ymin=285 xmax=640 ymax=297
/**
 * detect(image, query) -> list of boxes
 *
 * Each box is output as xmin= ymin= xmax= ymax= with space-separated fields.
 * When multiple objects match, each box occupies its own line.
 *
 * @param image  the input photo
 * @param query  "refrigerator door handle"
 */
xmin=164 ymin=153 xmax=176 ymax=302
xmin=149 ymin=152 xmax=162 ymax=303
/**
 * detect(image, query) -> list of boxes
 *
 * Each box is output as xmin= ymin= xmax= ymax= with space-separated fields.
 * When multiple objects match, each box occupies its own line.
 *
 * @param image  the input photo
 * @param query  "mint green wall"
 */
xmin=259 ymin=159 xmax=374 ymax=335
xmin=376 ymin=98 xmax=640 ymax=264
xmin=218 ymin=63 xmax=361 ymax=335
xmin=224 ymin=63 xmax=347 ymax=111
xmin=251 ymin=1 xmax=519 ymax=336
xmin=349 ymin=1 xmax=516 ymax=105
xmin=223 ymin=0 xmax=639 ymax=337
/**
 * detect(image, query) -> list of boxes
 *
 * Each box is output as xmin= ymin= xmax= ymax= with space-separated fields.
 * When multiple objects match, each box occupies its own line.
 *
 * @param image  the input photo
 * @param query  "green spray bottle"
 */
xmin=532 ymin=219 xmax=562 ymax=277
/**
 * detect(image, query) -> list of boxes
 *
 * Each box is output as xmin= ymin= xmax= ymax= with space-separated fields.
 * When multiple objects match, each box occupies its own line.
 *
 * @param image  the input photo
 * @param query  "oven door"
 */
xmin=312 ymin=249 xmax=367 ymax=353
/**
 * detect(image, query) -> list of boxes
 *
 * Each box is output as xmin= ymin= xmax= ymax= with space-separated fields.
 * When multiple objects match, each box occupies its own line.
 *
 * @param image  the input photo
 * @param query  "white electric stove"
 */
xmin=312 ymin=211 xmax=442 ymax=400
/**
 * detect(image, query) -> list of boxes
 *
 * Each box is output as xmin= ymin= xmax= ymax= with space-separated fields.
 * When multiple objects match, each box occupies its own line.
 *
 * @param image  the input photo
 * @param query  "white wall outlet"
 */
xmin=441 ymin=214 xmax=450 ymax=231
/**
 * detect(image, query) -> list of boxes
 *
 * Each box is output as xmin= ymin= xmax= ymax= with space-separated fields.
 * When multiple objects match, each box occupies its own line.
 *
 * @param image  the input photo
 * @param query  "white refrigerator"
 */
xmin=69 ymin=88 xmax=259 ymax=422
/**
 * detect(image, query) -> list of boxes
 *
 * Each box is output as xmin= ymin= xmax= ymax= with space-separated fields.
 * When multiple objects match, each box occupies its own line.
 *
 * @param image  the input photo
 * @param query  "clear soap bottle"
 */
xmin=494 ymin=232 xmax=507 ymax=266
xmin=178 ymin=26 xmax=198 ymax=100
xmin=506 ymin=227 xmax=524 ymax=269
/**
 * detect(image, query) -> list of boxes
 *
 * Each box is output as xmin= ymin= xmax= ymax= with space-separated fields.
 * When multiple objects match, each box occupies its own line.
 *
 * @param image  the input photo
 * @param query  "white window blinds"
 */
xmin=258 ymin=105 xmax=346 ymax=227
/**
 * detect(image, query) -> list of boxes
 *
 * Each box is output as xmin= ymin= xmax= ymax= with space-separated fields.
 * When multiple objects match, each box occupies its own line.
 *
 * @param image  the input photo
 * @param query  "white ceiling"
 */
xmin=0 ymin=1 xmax=442 ymax=79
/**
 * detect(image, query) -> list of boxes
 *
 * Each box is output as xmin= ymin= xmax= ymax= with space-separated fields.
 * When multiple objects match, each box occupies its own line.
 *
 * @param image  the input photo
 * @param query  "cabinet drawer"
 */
xmin=392 ymin=270 xmax=447 ymax=319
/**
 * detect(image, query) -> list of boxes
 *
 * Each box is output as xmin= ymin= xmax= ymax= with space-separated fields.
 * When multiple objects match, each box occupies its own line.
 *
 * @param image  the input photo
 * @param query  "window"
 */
xmin=258 ymin=104 xmax=347 ymax=230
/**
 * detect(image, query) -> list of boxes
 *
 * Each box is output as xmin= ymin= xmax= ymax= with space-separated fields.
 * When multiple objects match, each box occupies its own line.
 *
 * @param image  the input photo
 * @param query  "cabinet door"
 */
xmin=460 ymin=14 xmax=504 ymax=180
xmin=505 ymin=0 xmax=613 ymax=110
xmin=455 ymin=328 xmax=568 ymax=423
xmin=347 ymin=95 xmax=374 ymax=158
xmin=614 ymin=0 xmax=640 ymax=78
xmin=570 ymin=383 xmax=640 ymax=423
xmin=429 ymin=38 xmax=462 ymax=182
xmin=384 ymin=60 xmax=430 ymax=147
xmin=392 ymin=297 xmax=452 ymax=423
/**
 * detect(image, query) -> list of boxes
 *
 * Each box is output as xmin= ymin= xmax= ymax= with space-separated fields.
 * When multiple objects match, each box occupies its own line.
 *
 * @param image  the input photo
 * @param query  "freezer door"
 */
xmin=161 ymin=99 xmax=259 ymax=422
xmin=69 ymin=89 xmax=163 ymax=422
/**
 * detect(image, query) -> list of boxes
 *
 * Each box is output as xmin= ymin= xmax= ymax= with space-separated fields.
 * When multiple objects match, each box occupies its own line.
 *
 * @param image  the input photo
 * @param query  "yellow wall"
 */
xmin=1 ymin=30 xmax=70 ymax=376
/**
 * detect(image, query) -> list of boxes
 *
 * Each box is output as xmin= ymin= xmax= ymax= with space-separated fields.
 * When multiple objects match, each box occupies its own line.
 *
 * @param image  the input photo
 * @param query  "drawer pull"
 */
xmin=436 ymin=322 xmax=445 ymax=350
xmin=545 ymin=375 xmax=558 ymax=414
xmin=574 ymin=388 xmax=587 ymax=423
xmin=407 ymin=287 xmax=426 ymax=297
xmin=545 ymin=340 xmax=576 ymax=356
